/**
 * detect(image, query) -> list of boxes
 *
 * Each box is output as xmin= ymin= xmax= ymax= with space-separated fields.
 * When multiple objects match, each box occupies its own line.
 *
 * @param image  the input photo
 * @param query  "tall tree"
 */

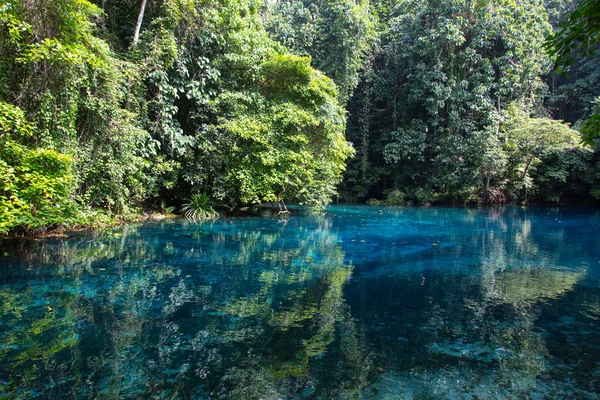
xmin=132 ymin=0 xmax=148 ymax=45
xmin=265 ymin=0 xmax=376 ymax=104
xmin=366 ymin=0 xmax=552 ymax=203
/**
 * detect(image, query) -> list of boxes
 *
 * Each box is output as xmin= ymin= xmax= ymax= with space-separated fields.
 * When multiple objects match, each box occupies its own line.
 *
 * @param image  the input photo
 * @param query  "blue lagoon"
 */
xmin=1 ymin=206 xmax=599 ymax=398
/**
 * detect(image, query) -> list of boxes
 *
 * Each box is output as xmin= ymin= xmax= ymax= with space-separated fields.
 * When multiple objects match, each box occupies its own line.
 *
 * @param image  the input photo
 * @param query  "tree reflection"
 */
xmin=0 ymin=215 xmax=368 ymax=398
xmin=345 ymin=206 xmax=597 ymax=398
xmin=1 ymin=207 xmax=599 ymax=398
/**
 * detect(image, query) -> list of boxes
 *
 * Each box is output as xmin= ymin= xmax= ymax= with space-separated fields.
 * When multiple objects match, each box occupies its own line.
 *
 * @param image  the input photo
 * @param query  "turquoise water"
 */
xmin=1 ymin=206 xmax=600 ymax=398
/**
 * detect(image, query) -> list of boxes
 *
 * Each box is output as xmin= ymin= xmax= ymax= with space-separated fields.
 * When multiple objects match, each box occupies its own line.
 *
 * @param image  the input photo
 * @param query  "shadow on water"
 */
xmin=0 ymin=206 xmax=599 ymax=398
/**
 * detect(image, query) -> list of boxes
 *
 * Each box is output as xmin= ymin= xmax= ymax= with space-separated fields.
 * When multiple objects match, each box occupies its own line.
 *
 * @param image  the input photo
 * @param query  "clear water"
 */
xmin=1 ymin=206 xmax=600 ymax=399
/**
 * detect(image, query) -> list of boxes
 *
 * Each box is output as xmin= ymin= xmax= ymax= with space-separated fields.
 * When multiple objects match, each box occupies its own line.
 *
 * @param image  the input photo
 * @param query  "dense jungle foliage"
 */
xmin=0 ymin=0 xmax=599 ymax=234
xmin=335 ymin=0 xmax=600 ymax=205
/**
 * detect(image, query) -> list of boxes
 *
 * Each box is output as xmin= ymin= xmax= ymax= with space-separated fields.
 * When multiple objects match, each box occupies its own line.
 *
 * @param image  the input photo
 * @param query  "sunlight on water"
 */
xmin=0 ymin=206 xmax=599 ymax=398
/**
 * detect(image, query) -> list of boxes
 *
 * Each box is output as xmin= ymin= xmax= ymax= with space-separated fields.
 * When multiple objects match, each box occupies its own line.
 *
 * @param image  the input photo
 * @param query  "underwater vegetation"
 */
xmin=0 ymin=206 xmax=599 ymax=398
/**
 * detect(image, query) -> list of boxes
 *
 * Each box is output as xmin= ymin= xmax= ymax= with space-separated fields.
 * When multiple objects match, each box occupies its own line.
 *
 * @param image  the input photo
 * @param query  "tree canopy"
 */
xmin=0 ymin=0 xmax=353 ymax=234
xmin=1 ymin=0 xmax=599 ymax=234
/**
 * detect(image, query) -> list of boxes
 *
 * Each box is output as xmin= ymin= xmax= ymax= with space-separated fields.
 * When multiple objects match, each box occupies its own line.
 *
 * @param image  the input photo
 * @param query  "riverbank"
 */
xmin=0 ymin=211 xmax=178 ymax=240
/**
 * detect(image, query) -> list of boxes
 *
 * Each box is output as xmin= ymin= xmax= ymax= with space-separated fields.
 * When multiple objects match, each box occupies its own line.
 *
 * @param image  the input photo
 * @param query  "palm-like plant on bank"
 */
xmin=181 ymin=193 xmax=219 ymax=220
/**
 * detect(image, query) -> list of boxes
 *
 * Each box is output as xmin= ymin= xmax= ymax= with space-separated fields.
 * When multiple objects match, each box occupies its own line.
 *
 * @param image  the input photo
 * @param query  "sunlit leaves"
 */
xmin=265 ymin=0 xmax=376 ymax=104
xmin=0 ymin=103 xmax=75 ymax=233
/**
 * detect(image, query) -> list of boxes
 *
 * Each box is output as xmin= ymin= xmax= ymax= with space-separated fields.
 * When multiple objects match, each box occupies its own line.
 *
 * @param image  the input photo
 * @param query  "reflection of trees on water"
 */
xmin=476 ymin=209 xmax=588 ymax=395
xmin=0 ymin=217 xmax=369 ymax=398
xmin=210 ymin=218 xmax=370 ymax=398
xmin=351 ymin=207 xmax=596 ymax=398
xmin=1 ymin=207 xmax=599 ymax=398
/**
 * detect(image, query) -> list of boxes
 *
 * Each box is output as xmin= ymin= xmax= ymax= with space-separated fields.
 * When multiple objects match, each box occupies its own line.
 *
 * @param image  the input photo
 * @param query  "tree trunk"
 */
xmin=521 ymin=156 xmax=534 ymax=203
xmin=132 ymin=0 xmax=148 ymax=46
xmin=495 ymin=95 xmax=501 ymax=136
xmin=521 ymin=157 xmax=533 ymax=181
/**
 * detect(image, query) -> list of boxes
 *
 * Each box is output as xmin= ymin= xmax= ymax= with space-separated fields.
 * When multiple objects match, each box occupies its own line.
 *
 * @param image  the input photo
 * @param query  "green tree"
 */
xmin=378 ymin=0 xmax=551 ymax=203
xmin=129 ymin=0 xmax=353 ymax=209
xmin=547 ymin=0 xmax=600 ymax=144
xmin=544 ymin=0 xmax=600 ymax=143
xmin=502 ymin=105 xmax=586 ymax=202
xmin=0 ymin=102 xmax=75 ymax=233
xmin=547 ymin=0 xmax=600 ymax=68
xmin=265 ymin=0 xmax=376 ymax=104
xmin=0 ymin=0 xmax=153 ymax=220
xmin=0 ymin=0 xmax=355 ymax=234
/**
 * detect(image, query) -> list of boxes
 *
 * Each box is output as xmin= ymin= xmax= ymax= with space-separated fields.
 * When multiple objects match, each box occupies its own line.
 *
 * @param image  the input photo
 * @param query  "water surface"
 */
xmin=1 ymin=206 xmax=600 ymax=398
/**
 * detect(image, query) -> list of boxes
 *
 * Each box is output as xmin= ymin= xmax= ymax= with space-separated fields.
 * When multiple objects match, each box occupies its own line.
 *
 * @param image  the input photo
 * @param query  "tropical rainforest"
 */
xmin=0 ymin=0 xmax=599 ymax=235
